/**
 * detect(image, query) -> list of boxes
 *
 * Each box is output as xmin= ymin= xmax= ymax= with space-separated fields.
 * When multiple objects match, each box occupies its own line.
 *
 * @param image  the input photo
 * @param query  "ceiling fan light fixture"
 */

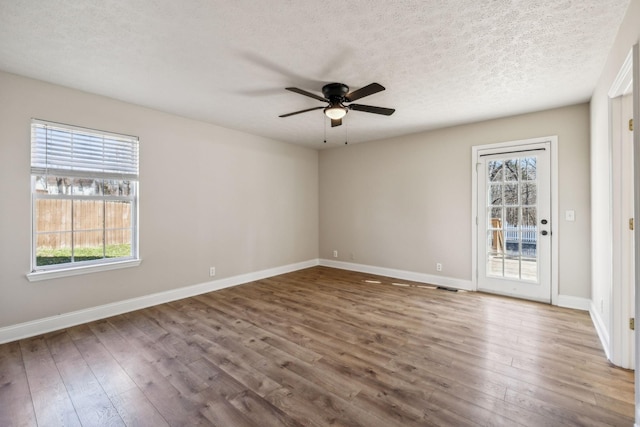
xmin=324 ymin=105 xmax=347 ymax=120
xmin=280 ymin=83 xmax=393 ymax=128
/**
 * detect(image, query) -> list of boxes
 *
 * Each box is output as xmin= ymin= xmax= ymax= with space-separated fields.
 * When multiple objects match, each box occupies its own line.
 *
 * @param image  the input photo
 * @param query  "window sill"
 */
xmin=26 ymin=259 xmax=142 ymax=282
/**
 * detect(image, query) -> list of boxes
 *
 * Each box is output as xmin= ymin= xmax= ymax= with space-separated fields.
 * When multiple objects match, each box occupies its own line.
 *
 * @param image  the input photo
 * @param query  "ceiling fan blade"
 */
xmin=331 ymin=118 xmax=342 ymax=127
xmin=345 ymin=83 xmax=385 ymax=102
xmin=285 ymin=87 xmax=328 ymax=102
xmin=279 ymin=106 xmax=324 ymax=118
xmin=348 ymin=104 xmax=395 ymax=116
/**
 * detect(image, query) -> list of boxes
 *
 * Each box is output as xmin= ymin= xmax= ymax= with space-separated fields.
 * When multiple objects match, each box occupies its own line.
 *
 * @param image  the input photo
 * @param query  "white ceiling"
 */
xmin=0 ymin=0 xmax=631 ymax=148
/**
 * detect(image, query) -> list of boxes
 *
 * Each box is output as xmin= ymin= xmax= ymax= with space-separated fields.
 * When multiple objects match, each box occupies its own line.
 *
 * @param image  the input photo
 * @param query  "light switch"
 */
xmin=565 ymin=210 xmax=575 ymax=221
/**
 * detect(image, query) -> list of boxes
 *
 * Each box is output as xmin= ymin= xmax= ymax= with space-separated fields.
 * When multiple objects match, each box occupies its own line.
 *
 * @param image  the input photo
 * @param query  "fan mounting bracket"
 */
xmin=322 ymin=83 xmax=349 ymax=102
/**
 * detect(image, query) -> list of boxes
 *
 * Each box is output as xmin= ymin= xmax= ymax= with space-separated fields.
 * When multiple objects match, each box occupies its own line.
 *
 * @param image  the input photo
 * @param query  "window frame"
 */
xmin=27 ymin=120 xmax=141 ymax=281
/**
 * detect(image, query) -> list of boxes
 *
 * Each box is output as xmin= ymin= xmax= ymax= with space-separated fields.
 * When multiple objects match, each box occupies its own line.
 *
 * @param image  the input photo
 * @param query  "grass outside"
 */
xmin=36 ymin=244 xmax=131 ymax=266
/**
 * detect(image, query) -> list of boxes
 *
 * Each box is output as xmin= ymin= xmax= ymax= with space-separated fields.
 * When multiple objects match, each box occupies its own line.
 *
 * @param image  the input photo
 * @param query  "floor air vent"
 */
xmin=362 ymin=279 xmax=458 ymax=292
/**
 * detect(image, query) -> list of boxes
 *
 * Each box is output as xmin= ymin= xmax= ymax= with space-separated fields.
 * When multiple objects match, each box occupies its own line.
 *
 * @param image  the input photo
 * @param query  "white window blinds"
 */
xmin=31 ymin=119 xmax=139 ymax=180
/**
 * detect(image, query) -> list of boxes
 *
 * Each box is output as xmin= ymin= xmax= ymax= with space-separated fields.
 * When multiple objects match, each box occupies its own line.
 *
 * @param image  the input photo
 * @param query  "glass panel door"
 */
xmin=477 ymin=142 xmax=551 ymax=303
xmin=486 ymin=156 xmax=538 ymax=282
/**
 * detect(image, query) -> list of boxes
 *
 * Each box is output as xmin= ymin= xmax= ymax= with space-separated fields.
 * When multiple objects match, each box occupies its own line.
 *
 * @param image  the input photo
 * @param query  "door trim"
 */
xmin=471 ymin=136 xmax=559 ymax=305
xmin=608 ymin=47 xmax=635 ymax=370
xmin=610 ymin=78 xmax=634 ymax=368
xmin=632 ymin=43 xmax=640 ymax=427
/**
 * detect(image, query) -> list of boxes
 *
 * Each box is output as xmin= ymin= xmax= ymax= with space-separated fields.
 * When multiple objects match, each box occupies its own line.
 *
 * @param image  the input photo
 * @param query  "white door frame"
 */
xmin=609 ymin=47 xmax=635 ymax=369
xmin=471 ymin=136 xmax=559 ymax=305
xmin=631 ymin=42 xmax=640 ymax=427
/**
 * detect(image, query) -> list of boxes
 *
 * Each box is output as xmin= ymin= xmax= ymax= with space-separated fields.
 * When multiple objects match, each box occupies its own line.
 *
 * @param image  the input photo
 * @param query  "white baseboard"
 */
xmin=0 ymin=258 xmax=609 ymax=352
xmin=0 ymin=259 xmax=320 ymax=344
xmin=319 ymin=259 xmax=474 ymax=291
xmin=556 ymin=295 xmax=591 ymax=311
xmin=589 ymin=300 xmax=611 ymax=361
xmin=321 ymin=260 xmax=595 ymax=310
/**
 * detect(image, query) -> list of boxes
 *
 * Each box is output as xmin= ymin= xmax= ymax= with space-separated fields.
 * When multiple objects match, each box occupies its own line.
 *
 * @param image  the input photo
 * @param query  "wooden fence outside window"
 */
xmin=35 ymin=199 xmax=131 ymax=248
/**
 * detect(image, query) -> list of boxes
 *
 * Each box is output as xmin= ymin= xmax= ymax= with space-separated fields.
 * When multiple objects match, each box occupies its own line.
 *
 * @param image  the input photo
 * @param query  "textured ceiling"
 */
xmin=0 ymin=0 xmax=632 ymax=148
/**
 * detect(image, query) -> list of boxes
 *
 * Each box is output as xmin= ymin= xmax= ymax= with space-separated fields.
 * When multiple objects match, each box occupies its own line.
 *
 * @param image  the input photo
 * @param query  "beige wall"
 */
xmin=590 ymin=0 xmax=640 ymax=337
xmin=0 ymin=55 xmax=603 ymax=330
xmin=0 ymin=71 xmax=319 ymax=328
xmin=320 ymin=103 xmax=591 ymax=298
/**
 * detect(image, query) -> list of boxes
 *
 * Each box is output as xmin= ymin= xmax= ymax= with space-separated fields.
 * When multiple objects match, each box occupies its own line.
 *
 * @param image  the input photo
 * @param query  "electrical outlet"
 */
xmin=209 ymin=266 xmax=216 ymax=277
xmin=436 ymin=263 xmax=442 ymax=272
xmin=333 ymin=250 xmax=338 ymax=258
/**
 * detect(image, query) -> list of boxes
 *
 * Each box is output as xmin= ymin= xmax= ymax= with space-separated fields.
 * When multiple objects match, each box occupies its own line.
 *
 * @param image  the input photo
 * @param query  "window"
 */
xmin=29 ymin=119 xmax=139 ymax=280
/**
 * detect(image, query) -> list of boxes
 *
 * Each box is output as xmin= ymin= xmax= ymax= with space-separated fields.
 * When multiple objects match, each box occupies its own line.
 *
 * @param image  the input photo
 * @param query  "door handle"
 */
xmin=541 ymin=230 xmax=549 ymax=236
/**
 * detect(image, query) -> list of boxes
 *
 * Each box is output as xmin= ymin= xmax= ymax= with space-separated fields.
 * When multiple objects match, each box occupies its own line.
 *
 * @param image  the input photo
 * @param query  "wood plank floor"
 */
xmin=0 ymin=266 xmax=634 ymax=426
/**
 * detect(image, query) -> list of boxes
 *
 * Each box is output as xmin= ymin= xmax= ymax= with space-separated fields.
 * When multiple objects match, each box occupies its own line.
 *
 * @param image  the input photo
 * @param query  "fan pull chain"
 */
xmin=345 ymin=119 xmax=348 ymax=145
xmin=323 ymin=116 xmax=327 ymax=143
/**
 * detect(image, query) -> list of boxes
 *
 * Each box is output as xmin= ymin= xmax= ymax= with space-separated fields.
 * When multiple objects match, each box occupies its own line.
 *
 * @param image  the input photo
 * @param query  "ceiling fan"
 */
xmin=279 ymin=82 xmax=395 ymax=127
